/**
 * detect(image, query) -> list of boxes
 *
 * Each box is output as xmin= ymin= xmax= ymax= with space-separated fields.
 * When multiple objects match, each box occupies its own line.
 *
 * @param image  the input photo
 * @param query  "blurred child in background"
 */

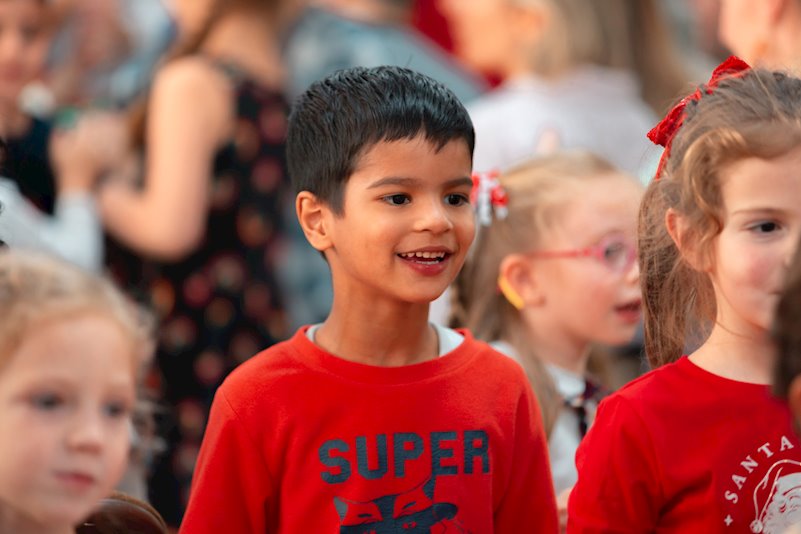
xmin=450 ymin=151 xmax=642 ymax=528
xmin=0 ymin=249 xmax=153 ymax=533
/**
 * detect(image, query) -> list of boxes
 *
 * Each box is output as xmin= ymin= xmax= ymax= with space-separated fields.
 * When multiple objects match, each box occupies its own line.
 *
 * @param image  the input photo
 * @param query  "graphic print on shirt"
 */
xmin=721 ymin=434 xmax=801 ymax=532
xmin=749 ymin=459 xmax=801 ymax=533
xmin=334 ymin=476 xmax=465 ymax=533
xmin=319 ymin=430 xmax=489 ymax=533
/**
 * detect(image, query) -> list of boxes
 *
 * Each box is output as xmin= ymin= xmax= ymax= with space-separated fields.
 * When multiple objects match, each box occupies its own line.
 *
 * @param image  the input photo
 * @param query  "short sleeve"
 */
xmin=494 ymin=381 xmax=559 ymax=532
xmin=567 ymin=394 xmax=662 ymax=533
xmin=179 ymin=388 xmax=274 ymax=533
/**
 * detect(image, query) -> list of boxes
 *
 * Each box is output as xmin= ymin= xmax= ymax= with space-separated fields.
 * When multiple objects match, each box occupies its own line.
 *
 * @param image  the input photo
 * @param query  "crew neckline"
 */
xmin=676 ymin=355 xmax=770 ymax=391
xmin=291 ymin=325 xmax=477 ymax=386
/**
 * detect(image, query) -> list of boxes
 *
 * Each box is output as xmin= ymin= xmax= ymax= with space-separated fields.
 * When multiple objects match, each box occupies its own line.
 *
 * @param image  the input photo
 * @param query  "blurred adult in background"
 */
xmin=0 ymin=0 xmax=171 ymax=237
xmin=283 ymin=0 xmax=486 ymax=103
xmin=717 ymin=0 xmax=801 ymax=72
xmin=0 ymin=0 xmax=57 ymax=212
xmin=438 ymin=0 xmax=689 ymax=180
xmin=36 ymin=0 xmax=174 ymax=111
xmin=0 ymin=0 xmax=110 ymax=271
xmin=56 ymin=0 xmax=299 ymax=524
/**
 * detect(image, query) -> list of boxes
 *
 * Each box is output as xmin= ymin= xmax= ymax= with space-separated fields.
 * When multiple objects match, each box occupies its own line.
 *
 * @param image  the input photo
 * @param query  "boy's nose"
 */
xmin=414 ymin=199 xmax=454 ymax=234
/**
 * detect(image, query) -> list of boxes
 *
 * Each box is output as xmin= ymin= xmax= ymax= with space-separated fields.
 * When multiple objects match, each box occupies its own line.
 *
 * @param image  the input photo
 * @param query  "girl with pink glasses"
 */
xmin=450 ymin=150 xmax=643 ymax=528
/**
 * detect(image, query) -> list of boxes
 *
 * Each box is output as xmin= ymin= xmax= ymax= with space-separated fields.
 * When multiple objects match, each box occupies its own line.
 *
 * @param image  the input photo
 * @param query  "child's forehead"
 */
xmin=3 ymin=312 xmax=140 ymax=377
xmin=353 ymin=135 xmax=472 ymax=174
xmin=544 ymin=176 xmax=641 ymax=236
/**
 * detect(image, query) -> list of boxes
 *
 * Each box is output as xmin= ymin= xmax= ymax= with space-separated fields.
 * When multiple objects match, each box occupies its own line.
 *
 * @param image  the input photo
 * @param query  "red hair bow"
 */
xmin=647 ymin=55 xmax=751 ymax=180
xmin=471 ymin=170 xmax=508 ymax=226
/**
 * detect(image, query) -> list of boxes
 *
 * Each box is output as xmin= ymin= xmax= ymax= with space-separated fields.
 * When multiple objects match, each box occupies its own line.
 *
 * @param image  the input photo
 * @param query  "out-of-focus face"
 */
xmin=717 ymin=0 xmax=771 ymax=65
xmin=0 ymin=0 xmax=48 ymax=105
xmin=532 ymin=174 xmax=643 ymax=348
xmin=437 ymin=0 xmax=522 ymax=77
xmin=0 ymin=313 xmax=136 ymax=533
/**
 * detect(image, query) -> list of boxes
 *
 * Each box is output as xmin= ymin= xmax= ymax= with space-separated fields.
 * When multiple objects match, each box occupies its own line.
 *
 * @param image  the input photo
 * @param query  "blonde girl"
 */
xmin=568 ymin=58 xmax=801 ymax=532
xmin=0 ymin=250 xmax=152 ymax=533
xmin=451 ymin=151 xmax=642 ymax=523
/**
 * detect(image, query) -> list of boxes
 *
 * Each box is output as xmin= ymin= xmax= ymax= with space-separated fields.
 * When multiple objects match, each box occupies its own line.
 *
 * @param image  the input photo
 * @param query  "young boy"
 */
xmin=180 ymin=66 xmax=557 ymax=533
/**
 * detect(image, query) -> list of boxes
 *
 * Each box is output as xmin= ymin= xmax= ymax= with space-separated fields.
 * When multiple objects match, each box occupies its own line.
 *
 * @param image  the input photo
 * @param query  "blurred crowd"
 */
xmin=0 ymin=0 xmax=769 ymax=528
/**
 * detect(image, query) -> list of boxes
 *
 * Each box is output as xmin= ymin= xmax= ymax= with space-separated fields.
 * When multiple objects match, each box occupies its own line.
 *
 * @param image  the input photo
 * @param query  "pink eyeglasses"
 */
xmin=528 ymin=233 xmax=638 ymax=274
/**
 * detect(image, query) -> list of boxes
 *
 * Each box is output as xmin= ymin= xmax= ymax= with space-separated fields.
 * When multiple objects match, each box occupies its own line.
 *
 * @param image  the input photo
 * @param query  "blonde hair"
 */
xmin=518 ymin=0 xmax=688 ymax=115
xmin=0 ymin=250 xmax=153 ymax=372
xmin=450 ymin=151 xmax=622 ymax=434
xmin=640 ymin=68 xmax=801 ymax=368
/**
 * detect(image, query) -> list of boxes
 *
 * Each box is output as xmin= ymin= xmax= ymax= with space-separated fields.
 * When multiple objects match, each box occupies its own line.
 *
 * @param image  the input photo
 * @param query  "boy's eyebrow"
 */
xmin=367 ymin=176 xmax=473 ymax=189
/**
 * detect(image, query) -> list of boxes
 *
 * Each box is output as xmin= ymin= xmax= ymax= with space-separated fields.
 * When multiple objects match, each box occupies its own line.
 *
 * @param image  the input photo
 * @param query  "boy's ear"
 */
xmin=296 ymin=191 xmax=333 ymax=252
xmin=788 ymin=375 xmax=801 ymax=426
xmin=666 ymin=208 xmax=708 ymax=272
xmin=498 ymin=254 xmax=544 ymax=308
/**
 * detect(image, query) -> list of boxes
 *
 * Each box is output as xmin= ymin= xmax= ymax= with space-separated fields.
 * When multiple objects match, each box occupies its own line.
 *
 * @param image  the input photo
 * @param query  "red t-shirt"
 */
xmin=568 ymin=356 xmax=801 ymax=533
xmin=180 ymin=327 xmax=557 ymax=533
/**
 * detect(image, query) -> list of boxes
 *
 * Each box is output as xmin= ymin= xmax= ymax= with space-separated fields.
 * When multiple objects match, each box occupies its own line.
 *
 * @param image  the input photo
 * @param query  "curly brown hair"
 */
xmin=639 ymin=68 xmax=801 ymax=367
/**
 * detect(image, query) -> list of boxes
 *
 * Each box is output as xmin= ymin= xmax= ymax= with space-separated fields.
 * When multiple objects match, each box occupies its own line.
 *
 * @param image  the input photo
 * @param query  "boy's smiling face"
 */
xmin=319 ymin=134 xmax=474 ymax=307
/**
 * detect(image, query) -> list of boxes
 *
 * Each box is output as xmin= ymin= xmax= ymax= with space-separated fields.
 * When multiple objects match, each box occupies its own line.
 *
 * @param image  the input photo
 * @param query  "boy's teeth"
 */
xmin=400 ymin=251 xmax=445 ymax=259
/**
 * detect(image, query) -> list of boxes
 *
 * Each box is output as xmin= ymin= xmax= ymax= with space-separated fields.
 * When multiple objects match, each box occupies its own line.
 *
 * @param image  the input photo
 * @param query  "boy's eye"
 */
xmin=383 ymin=194 xmax=410 ymax=206
xmin=445 ymin=193 xmax=469 ymax=206
xmin=30 ymin=393 xmax=64 ymax=411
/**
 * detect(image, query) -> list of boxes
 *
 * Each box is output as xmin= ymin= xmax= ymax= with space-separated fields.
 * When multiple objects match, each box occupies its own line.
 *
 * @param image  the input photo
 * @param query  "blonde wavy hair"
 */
xmin=0 ymin=250 xmax=153 ymax=372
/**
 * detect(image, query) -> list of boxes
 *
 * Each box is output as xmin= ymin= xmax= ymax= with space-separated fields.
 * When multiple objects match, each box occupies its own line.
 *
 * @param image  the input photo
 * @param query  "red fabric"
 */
xmin=180 ymin=327 xmax=557 ymax=533
xmin=568 ymin=357 xmax=801 ymax=533
xmin=647 ymin=55 xmax=751 ymax=180
xmin=411 ymin=0 xmax=502 ymax=88
xmin=412 ymin=0 xmax=454 ymax=52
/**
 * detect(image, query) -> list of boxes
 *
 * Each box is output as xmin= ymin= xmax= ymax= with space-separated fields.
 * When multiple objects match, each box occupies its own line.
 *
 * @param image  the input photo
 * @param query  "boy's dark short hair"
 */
xmin=286 ymin=66 xmax=475 ymax=214
xmin=774 ymin=235 xmax=801 ymax=398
